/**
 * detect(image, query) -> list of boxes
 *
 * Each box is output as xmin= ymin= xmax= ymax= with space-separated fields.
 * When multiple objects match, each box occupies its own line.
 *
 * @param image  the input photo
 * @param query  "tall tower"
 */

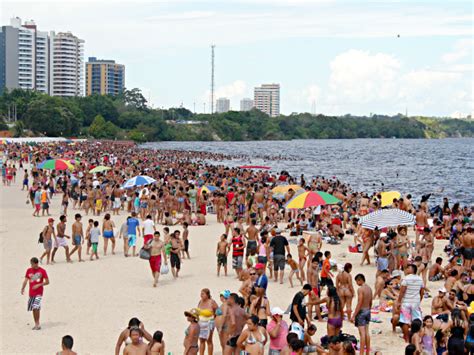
xmin=210 ymin=44 xmax=215 ymax=114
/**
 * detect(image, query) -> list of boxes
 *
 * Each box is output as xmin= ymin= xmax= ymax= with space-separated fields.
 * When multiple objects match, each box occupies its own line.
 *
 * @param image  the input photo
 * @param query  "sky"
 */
xmin=1 ymin=0 xmax=473 ymax=117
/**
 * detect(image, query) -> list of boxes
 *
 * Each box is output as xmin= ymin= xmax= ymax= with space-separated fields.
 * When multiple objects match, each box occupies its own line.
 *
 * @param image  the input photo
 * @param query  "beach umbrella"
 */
xmin=198 ymin=185 xmax=218 ymax=195
xmin=359 ymin=208 xmax=415 ymax=230
xmin=89 ymin=166 xmax=111 ymax=174
xmin=285 ymin=191 xmax=340 ymax=209
xmin=38 ymin=159 xmax=74 ymax=171
xmin=380 ymin=191 xmax=401 ymax=207
xmin=272 ymin=184 xmax=304 ymax=194
xmin=0 ymin=139 xmax=10 ymax=145
xmin=238 ymin=165 xmax=271 ymax=170
xmin=122 ymin=175 xmax=156 ymax=189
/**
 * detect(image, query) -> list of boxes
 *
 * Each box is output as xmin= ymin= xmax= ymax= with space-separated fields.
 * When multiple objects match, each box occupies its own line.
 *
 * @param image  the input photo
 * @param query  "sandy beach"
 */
xmin=0 ymin=165 xmax=449 ymax=355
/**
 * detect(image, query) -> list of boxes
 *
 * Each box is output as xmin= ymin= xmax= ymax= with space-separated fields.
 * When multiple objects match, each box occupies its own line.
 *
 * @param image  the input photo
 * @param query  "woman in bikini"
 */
xmin=214 ymin=290 xmax=230 ymax=354
xmin=183 ymin=309 xmax=200 ymax=355
xmin=313 ymin=285 xmax=344 ymax=336
xmin=336 ymin=263 xmax=355 ymax=320
xmin=236 ymin=315 xmax=267 ymax=355
xmin=197 ymin=288 xmax=218 ymax=355
xmin=148 ymin=330 xmax=165 ymax=355
xmin=249 ymin=294 xmax=271 ymax=327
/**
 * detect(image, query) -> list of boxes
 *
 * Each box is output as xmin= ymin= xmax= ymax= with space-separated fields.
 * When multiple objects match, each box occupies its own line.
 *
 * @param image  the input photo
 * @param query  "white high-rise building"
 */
xmin=34 ymin=30 xmax=49 ymax=93
xmin=49 ymin=31 xmax=84 ymax=97
xmin=254 ymin=83 xmax=280 ymax=117
xmin=240 ymin=98 xmax=254 ymax=111
xmin=216 ymin=97 xmax=230 ymax=113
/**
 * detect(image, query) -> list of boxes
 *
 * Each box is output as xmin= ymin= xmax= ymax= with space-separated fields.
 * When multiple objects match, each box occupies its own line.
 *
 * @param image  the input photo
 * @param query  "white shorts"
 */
xmin=54 ymin=237 xmax=68 ymax=248
xmin=113 ymin=199 xmax=121 ymax=209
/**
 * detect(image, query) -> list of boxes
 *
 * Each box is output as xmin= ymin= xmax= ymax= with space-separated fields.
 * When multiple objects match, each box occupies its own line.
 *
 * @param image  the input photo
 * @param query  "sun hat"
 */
xmin=184 ymin=308 xmax=200 ymax=320
xmin=271 ymin=307 xmax=285 ymax=316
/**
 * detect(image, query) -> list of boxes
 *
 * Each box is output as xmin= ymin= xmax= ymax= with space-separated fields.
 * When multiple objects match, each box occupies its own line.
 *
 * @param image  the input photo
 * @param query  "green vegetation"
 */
xmin=0 ymin=88 xmax=473 ymax=141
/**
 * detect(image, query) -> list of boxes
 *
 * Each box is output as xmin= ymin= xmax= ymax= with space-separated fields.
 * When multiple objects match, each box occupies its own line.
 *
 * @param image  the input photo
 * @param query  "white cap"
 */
xmin=380 ymin=233 xmax=388 ymax=238
xmin=275 ymin=228 xmax=282 ymax=234
xmin=391 ymin=270 xmax=402 ymax=278
xmin=438 ymin=287 xmax=447 ymax=293
xmin=271 ymin=307 xmax=285 ymax=316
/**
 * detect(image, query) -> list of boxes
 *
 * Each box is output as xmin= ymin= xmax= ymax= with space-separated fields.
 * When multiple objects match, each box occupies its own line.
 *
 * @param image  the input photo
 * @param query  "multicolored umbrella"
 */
xmin=285 ymin=191 xmax=340 ymax=209
xmin=89 ymin=166 xmax=111 ymax=174
xmin=272 ymin=184 xmax=304 ymax=194
xmin=199 ymin=185 xmax=218 ymax=195
xmin=38 ymin=159 xmax=74 ymax=171
xmin=380 ymin=191 xmax=401 ymax=207
xmin=359 ymin=209 xmax=415 ymax=230
xmin=122 ymin=175 xmax=156 ymax=189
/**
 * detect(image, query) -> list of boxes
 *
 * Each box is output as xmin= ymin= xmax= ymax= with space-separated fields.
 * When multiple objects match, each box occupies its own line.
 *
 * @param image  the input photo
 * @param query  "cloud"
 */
xmin=145 ymin=11 xmax=215 ymax=22
xmin=442 ymin=38 xmax=474 ymax=63
xmin=328 ymin=50 xmax=400 ymax=104
xmin=200 ymin=80 xmax=248 ymax=110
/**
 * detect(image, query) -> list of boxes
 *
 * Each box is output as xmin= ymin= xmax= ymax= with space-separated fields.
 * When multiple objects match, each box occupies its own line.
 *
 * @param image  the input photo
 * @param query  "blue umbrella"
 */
xmin=122 ymin=175 xmax=156 ymax=189
xmin=359 ymin=209 xmax=415 ymax=230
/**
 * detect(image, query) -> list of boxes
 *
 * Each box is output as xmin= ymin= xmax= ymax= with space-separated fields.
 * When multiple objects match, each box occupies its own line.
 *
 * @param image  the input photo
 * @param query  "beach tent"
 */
xmin=359 ymin=208 xmax=415 ymax=230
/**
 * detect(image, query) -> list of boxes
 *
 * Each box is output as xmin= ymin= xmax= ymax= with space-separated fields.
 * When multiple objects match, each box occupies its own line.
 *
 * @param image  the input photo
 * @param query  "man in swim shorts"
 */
xmin=70 ymin=213 xmax=84 ymax=262
xmin=126 ymin=212 xmax=141 ymax=257
xmin=352 ymin=274 xmax=373 ymax=355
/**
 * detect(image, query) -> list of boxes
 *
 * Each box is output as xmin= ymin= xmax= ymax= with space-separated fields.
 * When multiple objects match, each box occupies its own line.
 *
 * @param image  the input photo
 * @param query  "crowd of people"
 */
xmin=1 ymin=139 xmax=473 ymax=354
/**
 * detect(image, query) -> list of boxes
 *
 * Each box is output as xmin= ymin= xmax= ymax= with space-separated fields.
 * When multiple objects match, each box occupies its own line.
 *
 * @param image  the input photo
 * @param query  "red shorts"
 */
xmin=416 ymin=225 xmax=424 ymax=232
xmin=35 ymin=204 xmax=41 ymax=212
xmin=149 ymin=255 xmax=162 ymax=273
xmin=144 ymin=234 xmax=153 ymax=244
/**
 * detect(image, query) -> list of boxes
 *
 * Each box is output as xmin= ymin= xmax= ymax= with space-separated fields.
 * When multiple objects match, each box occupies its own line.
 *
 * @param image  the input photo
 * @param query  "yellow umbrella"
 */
xmin=380 ymin=191 xmax=401 ymax=207
xmin=272 ymin=184 xmax=304 ymax=194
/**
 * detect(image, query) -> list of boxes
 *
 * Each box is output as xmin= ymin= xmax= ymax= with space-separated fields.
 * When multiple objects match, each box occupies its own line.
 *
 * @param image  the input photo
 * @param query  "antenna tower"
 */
xmin=210 ymin=44 xmax=215 ymax=114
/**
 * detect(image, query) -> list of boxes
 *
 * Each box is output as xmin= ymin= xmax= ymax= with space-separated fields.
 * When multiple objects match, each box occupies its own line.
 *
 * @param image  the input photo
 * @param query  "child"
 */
xmin=89 ymin=221 xmax=100 ymax=260
xmin=409 ymin=319 xmax=423 ymax=354
xmin=216 ymin=234 xmax=230 ymax=277
xmin=435 ymin=330 xmax=447 ymax=355
xmin=297 ymin=238 xmax=308 ymax=282
xmin=247 ymin=248 xmax=258 ymax=269
xmin=287 ymin=254 xmax=302 ymax=288
xmin=85 ymin=219 xmax=93 ymax=255
xmin=182 ymin=222 xmax=190 ymax=259
xmin=422 ymin=315 xmax=436 ymax=355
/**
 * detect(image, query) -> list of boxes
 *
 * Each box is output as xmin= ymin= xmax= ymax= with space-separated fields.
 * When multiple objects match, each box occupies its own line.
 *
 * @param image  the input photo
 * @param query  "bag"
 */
xmin=161 ymin=264 xmax=169 ymax=275
xmin=38 ymin=232 xmax=44 ymax=244
xmin=339 ymin=333 xmax=358 ymax=345
xmin=26 ymin=199 xmax=30 ymax=205
xmin=139 ymin=247 xmax=151 ymax=260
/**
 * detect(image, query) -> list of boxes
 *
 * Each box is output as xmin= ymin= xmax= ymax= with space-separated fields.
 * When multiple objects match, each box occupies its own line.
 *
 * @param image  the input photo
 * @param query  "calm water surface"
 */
xmin=143 ymin=138 xmax=474 ymax=206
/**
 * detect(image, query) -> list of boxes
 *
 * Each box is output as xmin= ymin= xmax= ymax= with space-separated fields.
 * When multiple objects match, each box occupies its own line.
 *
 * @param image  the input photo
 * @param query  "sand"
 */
xmin=0 ymin=168 xmax=447 ymax=354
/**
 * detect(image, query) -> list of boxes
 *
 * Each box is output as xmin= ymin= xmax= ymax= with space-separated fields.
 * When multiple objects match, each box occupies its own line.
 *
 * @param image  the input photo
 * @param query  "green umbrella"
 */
xmin=89 ymin=166 xmax=111 ymax=173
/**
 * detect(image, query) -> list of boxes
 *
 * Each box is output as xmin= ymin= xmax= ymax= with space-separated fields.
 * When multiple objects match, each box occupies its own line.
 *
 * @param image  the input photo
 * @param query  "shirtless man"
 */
xmin=297 ymin=239 xmax=308 ymax=282
xmin=245 ymin=219 xmax=259 ymax=257
xmin=307 ymin=233 xmax=322 ymax=266
xmin=461 ymin=228 xmax=474 ymax=268
xmin=123 ymin=327 xmax=150 ymax=355
xmin=376 ymin=234 xmax=390 ymax=277
xmin=394 ymin=227 xmax=410 ymax=270
xmin=431 ymin=288 xmax=450 ymax=323
xmin=336 ymin=263 xmax=355 ymax=320
xmin=429 ymin=257 xmax=444 ymax=282
xmin=57 ymin=335 xmax=77 ymax=355
xmin=415 ymin=206 xmax=428 ymax=238
xmin=69 ymin=213 xmax=84 ymax=262
xmin=144 ymin=231 xmax=167 ymax=287
xmin=52 ymin=215 xmax=71 ymax=263
xmin=351 ymin=274 xmax=373 ymax=355
xmin=254 ymin=188 xmax=265 ymax=222
xmin=216 ymin=234 xmax=230 ymax=276
xmin=223 ymin=293 xmax=247 ymax=355
xmin=40 ymin=218 xmax=55 ymax=265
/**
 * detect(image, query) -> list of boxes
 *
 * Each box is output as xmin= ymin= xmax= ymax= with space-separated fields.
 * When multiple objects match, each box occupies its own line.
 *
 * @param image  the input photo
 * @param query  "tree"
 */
xmin=13 ymin=120 xmax=25 ymax=137
xmin=120 ymin=88 xmax=148 ymax=111
xmin=76 ymin=95 xmax=119 ymax=126
xmin=88 ymin=115 xmax=119 ymax=139
xmin=23 ymin=96 xmax=82 ymax=136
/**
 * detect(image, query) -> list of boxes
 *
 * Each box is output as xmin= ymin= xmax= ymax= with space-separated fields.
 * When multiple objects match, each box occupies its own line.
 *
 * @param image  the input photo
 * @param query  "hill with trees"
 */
xmin=1 ymin=88 xmax=472 ymax=142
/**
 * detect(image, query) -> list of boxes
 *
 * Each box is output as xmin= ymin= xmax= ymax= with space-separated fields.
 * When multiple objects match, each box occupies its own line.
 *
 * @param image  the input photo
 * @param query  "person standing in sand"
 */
xmin=52 ymin=215 xmax=72 ymax=263
xmin=127 ymin=212 xmax=141 ymax=257
xmin=184 ymin=308 xmax=200 ymax=355
xmin=21 ymin=257 xmax=49 ymax=330
xmin=56 ymin=335 xmax=77 ymax=355
xmin=351 ymin=273 xmax=373 ymax=355
xmin=123 ymin=327 xmax=150 ymax=355
xmin=69 ymin=213 xmax=84 ymax=262
xmin=223 ymin=293 xmax=247 ymax=355
xmin=144 ymin=231 xmax=167 ymax=287
xmin=217 ymin=234 xmax=230 ymax=277
xmin=197 ymin=288 xmax=219 ymax=355
xmin=170 ymin=230 xmax=182 ymax=278
xmin=39 ymin=218 xmax=55 ymax=265
xmin=336 ymin=263 xmax=355 ymax=320
xmin=102 ymin=213 xmax=116 ymax=255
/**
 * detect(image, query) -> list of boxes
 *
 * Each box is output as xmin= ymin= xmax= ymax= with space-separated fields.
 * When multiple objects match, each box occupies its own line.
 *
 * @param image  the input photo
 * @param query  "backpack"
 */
xmin=38 ymin=232 xmax=44 ymax=244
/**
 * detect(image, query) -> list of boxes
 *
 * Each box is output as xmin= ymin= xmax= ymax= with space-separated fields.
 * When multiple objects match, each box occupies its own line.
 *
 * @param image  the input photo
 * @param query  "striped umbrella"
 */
xmin=359 ymin=208 xmax=415 ymax=230
xmin=122 ymin=175 xmax=156 ymax=189
xmin=285 ymin=191 xmax=340 ymax=209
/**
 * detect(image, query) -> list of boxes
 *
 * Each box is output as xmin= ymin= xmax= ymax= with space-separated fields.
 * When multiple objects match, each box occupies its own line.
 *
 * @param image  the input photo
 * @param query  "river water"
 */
xmin=143 ymin=138 xmax=474 ymax=206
